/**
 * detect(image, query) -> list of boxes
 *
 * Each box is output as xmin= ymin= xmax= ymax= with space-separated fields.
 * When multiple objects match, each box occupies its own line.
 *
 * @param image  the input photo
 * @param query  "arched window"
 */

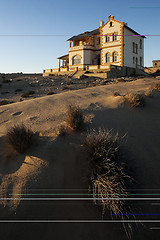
xmin=106 ymin=53 xmax=110 ymax=63
xmin=113 ymin=52 xmax=118 ymax=62
xmin=72 ymin=55 xmax=81 ymax=65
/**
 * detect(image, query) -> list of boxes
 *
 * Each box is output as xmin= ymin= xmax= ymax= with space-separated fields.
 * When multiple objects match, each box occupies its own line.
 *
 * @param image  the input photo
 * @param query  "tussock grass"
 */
xmin=6 ymin=124 xmax=34 ymax=153
xmin=84 ymin=128 xmax=132 ymax=238
xmin=66 ymin=104 xmax=84 ymax=131
xmin=125 ymin=93 xmax=145 ymax=107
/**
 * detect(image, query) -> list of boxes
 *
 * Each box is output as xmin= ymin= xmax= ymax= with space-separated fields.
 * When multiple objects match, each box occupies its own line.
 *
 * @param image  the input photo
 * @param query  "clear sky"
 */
xmin=0 ymin=0 xmax=159 ymax=73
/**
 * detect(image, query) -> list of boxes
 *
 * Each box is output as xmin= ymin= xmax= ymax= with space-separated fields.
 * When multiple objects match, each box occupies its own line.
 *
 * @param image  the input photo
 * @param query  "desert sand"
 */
xmin=0 ymin=77 xmax=160 ymax=239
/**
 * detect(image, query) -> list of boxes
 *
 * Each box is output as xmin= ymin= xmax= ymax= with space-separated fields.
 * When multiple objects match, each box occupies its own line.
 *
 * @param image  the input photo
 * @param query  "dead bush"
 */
xmin=66 ymin=104 xmax=84 ymax=131
xmin=125 ymin=93 xmax=145 ymax=107
xmin=6 ymin=124 xmax=34 ymax=153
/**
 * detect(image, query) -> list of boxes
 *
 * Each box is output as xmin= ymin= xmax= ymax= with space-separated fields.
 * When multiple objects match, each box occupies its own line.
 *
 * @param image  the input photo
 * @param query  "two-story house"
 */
xmin=43 ymin=14 xmax=145 ymax=75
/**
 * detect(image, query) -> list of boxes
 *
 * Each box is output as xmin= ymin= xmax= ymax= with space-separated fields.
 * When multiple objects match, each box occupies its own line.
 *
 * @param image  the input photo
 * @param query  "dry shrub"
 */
xmin=6 ymin=124 xmax=34 ymax=153
xmin=84 ymin=128 xmax=132 ymax=237
xmin=58 ymin=125 xmax=67 ymax=137
xmin=145 ymin=89 xmax=153 ymax=97
xmin=113 ymin=92 xmax=121 ymax=97
xmin=21 ymin=90 xmax=35 ymax=98
xmin=47 ymin=91 xmax=55 ymax=95
xmin=153 ymin=82 xmax=160 ymax=91
xmin=0 ymin=100 xmax=14 ymax=106
xmin=66 ymin=104 xmax=84 ymax=131
xmin=125 ymin=93 xmax=145 ymax=107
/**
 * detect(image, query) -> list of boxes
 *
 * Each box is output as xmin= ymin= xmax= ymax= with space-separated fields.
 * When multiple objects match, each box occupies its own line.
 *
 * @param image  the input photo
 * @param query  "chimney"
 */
xmin=124 ymin=22 xmax=128 ymax=26
xmin=109 ymin=15 xmax=114 ymax=20
xmin=100 ymin=20 xmax=104 ymax=27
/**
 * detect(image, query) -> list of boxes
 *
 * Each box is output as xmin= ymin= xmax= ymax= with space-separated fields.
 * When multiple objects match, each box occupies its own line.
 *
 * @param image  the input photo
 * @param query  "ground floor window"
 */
xmin=106 ymin=53 xmax=110 ymax=63
xmin=113 ymin=52 xmax=118 ymax=62
xmin=72 ymin=55 xmax=81 ymax=65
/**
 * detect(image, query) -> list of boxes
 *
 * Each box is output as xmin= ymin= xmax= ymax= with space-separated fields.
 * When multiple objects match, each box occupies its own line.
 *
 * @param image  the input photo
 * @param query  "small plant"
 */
xmin=6 ymin=124 xmax=34 ymax=153
xmin=84 ymin=128 xmax=132 ymax=238
xmin=47 ymin=91 xmax=55 ymax=95
xmin=113 ymin=92 xmax=121 ymax=96
xmin=21 ymin=90 xmax=35 ymax=98
xmin=2 ymin=79 xmax=11 ymax=83
xmin=145 ymin=89 xmax=153 ymax=97
xmin=125 ymin=93 xmax=145 ymax=107
xmin=0 ymin=100 xmax=14 ymax=106
xmin=66 ymin=80 xmax=73 ymax=85
xmin=58 ymin=125 xmax=67 ymax=137
xmin=15 ymin=89 xmax=23 ymax=93
xmin=153 ymin=83 xmax=160 ymax=91
xmin=66 ymin=104 xmax=84 ymax=131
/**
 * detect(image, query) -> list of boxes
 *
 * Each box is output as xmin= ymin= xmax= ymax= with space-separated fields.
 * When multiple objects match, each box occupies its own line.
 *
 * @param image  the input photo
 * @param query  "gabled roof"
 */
xmin=67 ymin=28 xmax=99 ymax=41
xmin=153 ymin=60 xmax=160 ymax=62
xmin=124 ymin=25 xmax=146 ymax=38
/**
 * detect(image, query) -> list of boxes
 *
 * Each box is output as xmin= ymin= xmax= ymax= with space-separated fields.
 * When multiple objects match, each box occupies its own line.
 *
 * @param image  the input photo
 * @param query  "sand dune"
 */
xmin=0 ymin=77 xmax=160 ymax=239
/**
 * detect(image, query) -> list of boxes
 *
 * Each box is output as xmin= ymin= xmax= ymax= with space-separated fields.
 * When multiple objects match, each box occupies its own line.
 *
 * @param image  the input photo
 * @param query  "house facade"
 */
xmin=152 ymin=60 xmax=160 ymax=68
xmin=43 ymin=15 xmax=145 ymax=75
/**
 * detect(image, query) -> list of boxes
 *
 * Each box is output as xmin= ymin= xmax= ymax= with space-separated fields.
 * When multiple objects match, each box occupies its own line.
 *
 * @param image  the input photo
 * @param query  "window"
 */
xmin=72 ymin=55 xmax=81 ymax=65
xmin=110 ymin=22 xmax=112 ymax=27
xmin=113 ymin=52 xmax=118 ymax=62
xmin=112 ymin=33 xmax=117 ymax=41
xmin=140 ymin=57 xmax=143 ymax=66
xmin=136 ymin=57 xmax=138 ymax=66
xmin=140 ymin=39 xmax=142 ymax=49
xmin=155 ymin=63 xmax=157 ymax=66
xmin=133 ymin=42 xmax=135 ymax=53
xmin=133 ymin=57 xmax=135 ymax=64
xmin=106 ymin=53 xmax=110 ymax=63
xmin=106 ymin=35 xmax=110 ymax=42
xmin=97 ymin=37 xmax=100 ymax=45
xmin=136 ymin=44 xmax=138 ymax=54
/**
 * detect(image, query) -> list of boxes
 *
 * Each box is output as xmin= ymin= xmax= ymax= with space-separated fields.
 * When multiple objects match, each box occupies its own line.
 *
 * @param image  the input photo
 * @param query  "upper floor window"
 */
xmin=133 ymin=57 xmax=135 ymax=64
xmin=140 ymin=57 xmax=143 ymax=66
xmin=110 ymin=22 xmax=113 ymax=27
xmin=72 ymin=55 xmax=81 ymax=65
xmin=106 ymin=53 xmax=110 ymax=63
xmin=106 ymin=35 xmax=110 ymax=42
xmin=133 ymin=42 xmax=137 ymax=53
xmin=136 ymin=44 xmax=138 ymax=54
xmin=113 ymin=33 xmax=117 ymax=41
xmin=140 ymin=39 xmax=142 ymax=49
xmin=113 ymin=52 xmax=118 ymax=62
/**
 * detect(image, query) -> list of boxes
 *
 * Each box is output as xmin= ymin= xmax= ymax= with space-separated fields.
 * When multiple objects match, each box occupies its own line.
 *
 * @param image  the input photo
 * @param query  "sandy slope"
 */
xmin=0 ymin=77 xmax=160 ymax=239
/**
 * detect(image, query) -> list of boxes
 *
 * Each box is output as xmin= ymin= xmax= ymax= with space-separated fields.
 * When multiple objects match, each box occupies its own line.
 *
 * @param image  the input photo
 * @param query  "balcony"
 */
xmin=69 ymin=44 xmax=95 ymax=52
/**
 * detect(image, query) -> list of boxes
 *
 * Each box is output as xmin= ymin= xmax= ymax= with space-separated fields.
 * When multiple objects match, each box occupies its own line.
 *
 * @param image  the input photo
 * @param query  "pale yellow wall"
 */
xmin=101 ymin=19 xmax=123 ymax=66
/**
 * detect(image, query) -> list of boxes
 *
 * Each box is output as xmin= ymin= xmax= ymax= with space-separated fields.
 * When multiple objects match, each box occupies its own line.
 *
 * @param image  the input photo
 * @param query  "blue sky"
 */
xmin=0 ymin=0 xmax=159 ymax=73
